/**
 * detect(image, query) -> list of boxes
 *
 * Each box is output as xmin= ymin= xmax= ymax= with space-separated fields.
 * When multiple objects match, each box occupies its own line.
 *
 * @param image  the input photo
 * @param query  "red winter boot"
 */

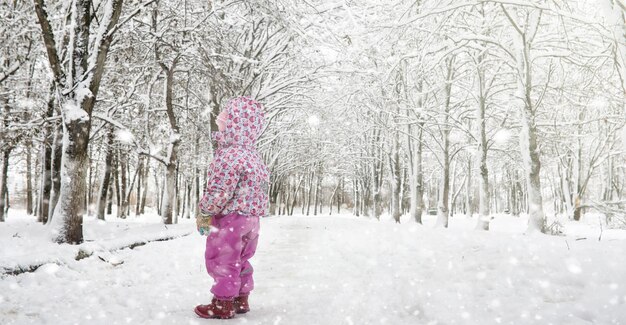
xmin=234 ymin=296 xmax=250 ymax=314
xmin=194 ymin=298 xmax=235 ymax=319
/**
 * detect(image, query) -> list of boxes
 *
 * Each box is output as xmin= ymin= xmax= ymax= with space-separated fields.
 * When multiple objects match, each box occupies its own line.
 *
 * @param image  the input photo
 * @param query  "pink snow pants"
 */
xmin=205 ymin=212 xmax=260 ymax=300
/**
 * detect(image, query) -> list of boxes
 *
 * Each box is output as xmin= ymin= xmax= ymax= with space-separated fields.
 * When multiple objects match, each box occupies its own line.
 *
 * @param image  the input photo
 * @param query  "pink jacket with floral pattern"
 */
xmin=198 ymin=96 xmax=270 ymax=218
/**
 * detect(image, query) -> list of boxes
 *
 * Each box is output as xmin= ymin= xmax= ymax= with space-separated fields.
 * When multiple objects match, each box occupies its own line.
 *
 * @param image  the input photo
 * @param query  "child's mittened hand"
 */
xmin=196 ymin=215 xmax=213 ymax=236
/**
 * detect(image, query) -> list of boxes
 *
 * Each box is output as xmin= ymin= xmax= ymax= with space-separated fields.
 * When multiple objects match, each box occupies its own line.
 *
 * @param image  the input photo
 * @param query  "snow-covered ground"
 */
xmin=1 ymin=210 xmax=626 ymax=325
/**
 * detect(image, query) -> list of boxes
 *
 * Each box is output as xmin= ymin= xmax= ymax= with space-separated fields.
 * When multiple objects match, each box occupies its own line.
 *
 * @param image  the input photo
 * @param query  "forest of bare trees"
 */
xmin=1 ymin=0 xmax=625 ymax=243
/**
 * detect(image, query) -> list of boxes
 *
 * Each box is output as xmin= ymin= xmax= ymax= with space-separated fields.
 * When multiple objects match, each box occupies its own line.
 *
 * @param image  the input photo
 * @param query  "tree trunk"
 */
xmin=160 ymin=60 xmax=181 ymax=225
xmin=465 ymin=158 xmax=473 ymax=218
xmin=185 ymin=180 xmax=192 ymax=219
xmin=0 ymin=149 xmax=12 ymax=222
xmin=316 ymin=175 xmax=323 ymax=215
xmin=337 ymin=178 xmax=342 ymax=214
xmin=521 ymin=106 xmax=546 ymax=233
xmin=48 ymin=125 xmax=62 ymax=220
xmin=476 ymin=58 xmax=490 ymax=231
xmin=118 ymin=149 xmax=128 ymax=219
xmin=25 ymin=141 xmax=33 ymax=215
xmin=520 ymin=44 xmax=546 ymax=232
xmin=289 ymin=177 xmax=303 ymax=216
xmin=414 ymin=133 xmax=424 ymax=224
xmin=113 ymin=151 xmax=121 ymax=217
xmin=33 ymin=150 xmax=40 ymax=218
xmin=371 ymin=128 xmax=383 ymax=220
xmin=140 ymin=158 xmax=149 ymax=214
xmin=154 ymin=169 xmax=161 ymax=215
xmin=39 ymin=126 xmax=53 ymax=223
xmin=503 ymin=5 xmax=546 ymax=233
xmin=407 ymin=112 xmax=424 ymax=224
xmin=162 ymin=157 xmax=178 ymax=224
xmin=436 ymin=57 xmax=455 ymax=228
xmin=97 ymin=127 xmax=114 ymax=220
xmin=135 ymin=157 xmax=143 ymax=216
xmin=86 ymin=146 xmax=93 ymax=215
xmin=193 ymin=136 xmax=201 ymax=217
xmin=37 ymin=75 xmax=57 ymax=224
xmin=34 ymin=0 xmax=124 ymax=243
xmin=572 ymin=109 xmax=584 ymax=221
xmin=306 ymin=171 xmax=313 ymax=215
xmin=49 ymin=115 xmax=91 ymax=243
xmin=353 ymin=180 xmax=360 ymax=217
xmin=174 ymin=162 xmax=180 ymax=223
xmin=328 ymin=182 xmax=340 ymax=215
xmin=391 ymin=128 xmax=401 ymax=223
xmin=313 ymin=172 xmax=321 ymax=216
xmin=269 ymin=180 xmax=280 ymax=215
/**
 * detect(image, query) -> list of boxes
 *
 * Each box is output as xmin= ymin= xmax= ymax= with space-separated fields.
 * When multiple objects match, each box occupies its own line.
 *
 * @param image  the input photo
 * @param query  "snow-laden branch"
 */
xmin=106 ymin=0 xmax=158 ymax=38
xmin=33 ymin=0 xmax=64 ymax=86
xmin=92 ymin=113 xmax=169 ymax=165
xmin=92 ymin=113 xmax=128 ymax=130
xmin=6 ymin=116 xmax=62 ymax=130
xmin=382 ymin=2 xmax=478 ymax=27
xmin=137 ymin=150 xmax=169 ymax=166
xmin=0 ymin=62 xmax=22 ymax=84
xmin=484 ymin=0 xmax=602 ymax=25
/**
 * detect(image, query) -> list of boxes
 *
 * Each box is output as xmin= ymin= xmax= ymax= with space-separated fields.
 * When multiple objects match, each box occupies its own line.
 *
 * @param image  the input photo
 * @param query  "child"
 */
xmin=194 ymin=96 xmax=270 ymax=319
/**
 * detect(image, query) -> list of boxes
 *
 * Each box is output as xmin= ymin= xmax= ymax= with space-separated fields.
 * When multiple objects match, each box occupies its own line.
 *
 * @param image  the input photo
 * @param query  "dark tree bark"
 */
xmin=113 ymin=150 xmax=121 ymax=217
xmin=38 ymin=84 xmax=55 ymax=223
xmin=97 ymin=127 xmax=114 ymax=220
xmin=135 ymin=157 xmax=143 ymax=216
xmin=140 ymin=158 xmax=149 ymax=215
xmin=0 ymin=149 xmax=12 ymax=222
xmin=119 ymin=148 xmax=128 ymax=219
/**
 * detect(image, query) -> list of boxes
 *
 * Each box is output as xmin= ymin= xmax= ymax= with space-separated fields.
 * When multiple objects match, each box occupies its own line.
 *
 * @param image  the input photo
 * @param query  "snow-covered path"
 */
xmin=2 ymin=215 xmax=626 ymax=325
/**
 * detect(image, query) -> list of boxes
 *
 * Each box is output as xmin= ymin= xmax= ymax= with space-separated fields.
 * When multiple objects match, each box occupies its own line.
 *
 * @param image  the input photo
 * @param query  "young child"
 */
xmin=194 ymin=96 xmax=270 ymax=319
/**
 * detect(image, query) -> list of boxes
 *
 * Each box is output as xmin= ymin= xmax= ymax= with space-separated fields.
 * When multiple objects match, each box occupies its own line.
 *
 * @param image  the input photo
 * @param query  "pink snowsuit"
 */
xmin=198 ymin=96 xmax=270 ymax=300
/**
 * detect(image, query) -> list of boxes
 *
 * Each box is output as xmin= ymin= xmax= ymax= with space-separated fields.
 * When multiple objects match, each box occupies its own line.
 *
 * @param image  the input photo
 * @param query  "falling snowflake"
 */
xmin=115 ymin=129 xmax=134 ymax=144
